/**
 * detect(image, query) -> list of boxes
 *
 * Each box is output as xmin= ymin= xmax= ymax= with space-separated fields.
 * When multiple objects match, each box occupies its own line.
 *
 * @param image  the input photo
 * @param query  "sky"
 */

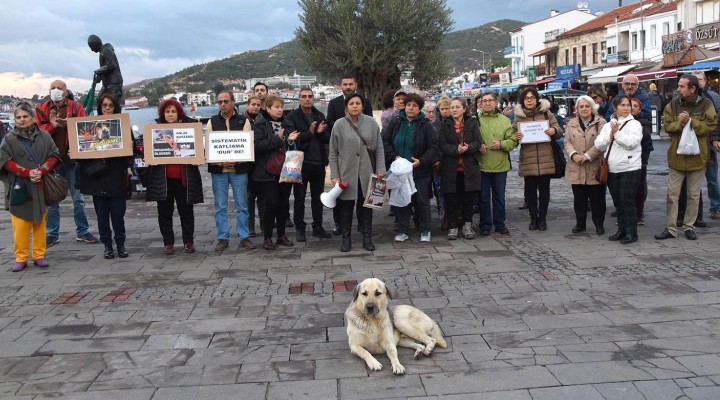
xmin=0 ymin=0 xmax=622 ymax=98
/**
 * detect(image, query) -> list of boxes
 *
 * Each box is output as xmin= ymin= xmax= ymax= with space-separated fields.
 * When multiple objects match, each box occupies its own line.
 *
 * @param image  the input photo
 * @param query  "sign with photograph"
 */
xmin=363 ymin=174 xmax=387 ymax=209
xmin=519 ymin=121 xmax=551 ymax=144
xmin=142 ymin=122 xmax=204 ymax=165
xmin=67 ymin=114 xmax=133 ymax=159
xmin=206 ymin=131 xmax=255 ymax=163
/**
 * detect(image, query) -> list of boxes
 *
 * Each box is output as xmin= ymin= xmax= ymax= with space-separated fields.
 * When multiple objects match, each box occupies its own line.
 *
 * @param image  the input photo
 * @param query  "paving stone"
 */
xmin=547 ymin=361 xmax=654 ymax=385
xmin=529 ymin=384 xmax=605 ymax=400
xmin=522 ymin=312 xmax=613 ymax=329
xmin=634 ymin=379 xmax=684 ymax=400
xmin=683 ymin=386 xmax=720 ymax=400
xmin=557 ymin=343 xmax=623 ymax=363
xmin=268 ymin=379 xmax=337 ymax=400
xmin=340 ymin=375 xmax=426 ymax=399
xmin=35 ymin=336 xmax=147 ymax=354
xmin=145 ymin=317 xmax=266 ymax=335
xmin=483 ymin=328 xmax=584 ymax=348
xmin=315 ymin=358 xmax=368 ymax=379
xmin=152 ymin=383 xmax=267 ymax=400
xmin=186 ymin=346 xmax=290 ymax=365
xmin=33 ymin=388 xmax=155 ymax=399
xmin=592 ymin=382 xmax=646 ymax=400
xmin=432 ymin=390 xmax=531 ymax=400
xmin=421 ymin=366 xmax=559 ymax=395
xmin=629 ymin=358 xmax=695 ymax=380
xmin=0 ymin=340 xmax=45 ymax=357
xmin=236 ymin=361 xmax=314 ymax=383
xmin=675 ymin=354 xmax=720 ymax=375
xmin=639 ymin=321 xmax=714 ymax=338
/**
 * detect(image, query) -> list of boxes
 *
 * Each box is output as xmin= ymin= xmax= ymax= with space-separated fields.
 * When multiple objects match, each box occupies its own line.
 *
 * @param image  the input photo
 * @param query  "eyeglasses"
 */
xmin=481 ymin=99 xmax=496 ymax=103
xmin=524 ymin=96 xmax=537 ymax=100
xmin=623 ymin=82 xmax=638 ymax=87
xmin=101 ymin=103 xmax=114 ymax=108
xmin=217 ymin=99 xmax=232 ymax=104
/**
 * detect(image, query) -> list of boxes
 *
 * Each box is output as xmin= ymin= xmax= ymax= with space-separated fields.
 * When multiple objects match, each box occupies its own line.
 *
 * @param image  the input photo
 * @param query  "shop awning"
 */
xmin=530 ymin=46 xmax=559 ymax=57
xmin=677 ymin=60 xmax=720 ymax=73
xmin=616 ymin=68 xmax=677 ymax=82
xmin=548 ymin=79 xmax=572 ymax=89
xmin=486 ymin=85 xmax=520 ymax=93
xmin=587 ymin=65 xmax=637 ymax=84
xmin=524 ymin=78 xmax=556 ymax=86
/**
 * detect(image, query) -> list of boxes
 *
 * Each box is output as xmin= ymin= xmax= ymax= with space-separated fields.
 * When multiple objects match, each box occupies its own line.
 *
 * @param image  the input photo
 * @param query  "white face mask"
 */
xmin=50 ymin=88 xmax=64 ymax=102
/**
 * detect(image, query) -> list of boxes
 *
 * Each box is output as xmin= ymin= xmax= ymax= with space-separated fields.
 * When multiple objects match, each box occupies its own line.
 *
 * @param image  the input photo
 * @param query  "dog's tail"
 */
xmin=432 ymin=321 xmax=447 ymax=348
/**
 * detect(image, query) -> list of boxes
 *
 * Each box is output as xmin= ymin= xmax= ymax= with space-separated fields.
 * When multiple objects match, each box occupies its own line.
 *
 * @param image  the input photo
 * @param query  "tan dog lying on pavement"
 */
xmin=345 ymin=278 xmax=447 ymax=375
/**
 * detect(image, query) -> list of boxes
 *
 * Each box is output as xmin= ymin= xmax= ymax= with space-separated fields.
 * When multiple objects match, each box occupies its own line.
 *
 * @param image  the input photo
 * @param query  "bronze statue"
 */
xmin=88 ymin=35 xmax=124 ymax=107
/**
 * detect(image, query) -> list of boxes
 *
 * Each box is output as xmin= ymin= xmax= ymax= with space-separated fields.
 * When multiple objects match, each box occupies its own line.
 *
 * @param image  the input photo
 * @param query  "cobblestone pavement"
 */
xmin=2 ymin=140 xmax=720 ymax=399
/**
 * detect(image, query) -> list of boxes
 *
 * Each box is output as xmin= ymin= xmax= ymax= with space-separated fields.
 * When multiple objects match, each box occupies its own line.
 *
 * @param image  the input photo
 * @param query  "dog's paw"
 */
xmin=413 ymin=347 xmax=426 ymax=359
xmin=367 ymin=359 xmax=383 ymax=371
xmin=392 ymin=363 xmax=406 ymax=375
xmin=423 ymin=339 xmax=436 ymax=356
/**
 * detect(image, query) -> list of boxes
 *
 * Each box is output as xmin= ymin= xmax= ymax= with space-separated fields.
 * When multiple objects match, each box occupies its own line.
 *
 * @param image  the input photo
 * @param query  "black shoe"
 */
xmin=388 ymin=208 xmax=395 ymax=217
xmin=608 ymin=230 xmax=625 ymax=241
xmin=362 ymin=235 xmax=375 ymax=251
xmin=495 ymin=227 xmax=510 ymax=235
xmin=480 ymin=229 xmax=492 ymax=236
xmin=572 ymin=225 xmax=586 ymax=233
xmin=654 ymin=229 xmax=676 ymax=240
xmin=332 ymin=224 xmax=342 ymax=236
xmin=116 ymin=245 xmax=128 ymax=258
xmin=528 ymin=221 xmax=538 ymax=231
xmin=537 ymin=217 xmax=547 ymax=231
xmin=695 ymin=220 xmax=708 ymax=228
xmin=620 ymin=234 xmax=638 ymax=244
xmin=276 ymin=235 xmax=294 ymax=247
xmin=296 ymin=230 xmax=306 ymax=242
xmin=312 ymin=226 xmax=331 ymax=239
xmin=286 ymin=217 xmax=294 ymax=228
xmin=685 ymin=229 xmax=698 ymax=240
xmin=104 ymin=245 xmax=115 ymax=259
xmin=595 ymin=226 xmax=605 ymax=235
xmin=341 ymin=234 xmax=351 ymax=252
xmin=518 ymin=202 xmax=529 ymax=210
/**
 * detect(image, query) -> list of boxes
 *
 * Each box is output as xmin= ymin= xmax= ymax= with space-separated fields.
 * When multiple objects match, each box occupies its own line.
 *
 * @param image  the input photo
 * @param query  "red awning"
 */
xmin=616 ymin=68 xmax=677 ymax=82
xmin=525 ymin=78 xmax=556 ymax=86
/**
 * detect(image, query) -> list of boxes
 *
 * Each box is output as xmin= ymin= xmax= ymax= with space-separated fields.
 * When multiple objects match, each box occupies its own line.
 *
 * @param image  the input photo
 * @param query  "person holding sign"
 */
xmin=145 ymin=99 xmax=204 ymax=255
xmin=513 ymin=87 xmax=563 ymax=232
xmin=75 ymin=94 xmax=131 ymax=259
xmin=207 ymin=91 xmax=256 ymax=252
xmin=251 ymin=95 xmax=295 ymax=251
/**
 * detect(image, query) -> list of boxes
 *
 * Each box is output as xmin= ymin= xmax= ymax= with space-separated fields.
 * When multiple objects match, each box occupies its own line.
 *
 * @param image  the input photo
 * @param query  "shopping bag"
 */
xmin=279 ymin=150 xmax=303 ymax=183
xmin=677 ymin=118 xmax=700 ymax=155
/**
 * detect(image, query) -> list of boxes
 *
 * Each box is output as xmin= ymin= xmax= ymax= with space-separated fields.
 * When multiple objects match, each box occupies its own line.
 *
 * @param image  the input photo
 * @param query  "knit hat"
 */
xmin=649 ymin=83 xmax=657 ymax=91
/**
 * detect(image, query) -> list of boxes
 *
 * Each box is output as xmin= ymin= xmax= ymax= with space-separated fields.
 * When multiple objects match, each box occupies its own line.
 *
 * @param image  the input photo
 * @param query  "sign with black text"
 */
xmin=206 ymin=131 xmax=254 ymax=163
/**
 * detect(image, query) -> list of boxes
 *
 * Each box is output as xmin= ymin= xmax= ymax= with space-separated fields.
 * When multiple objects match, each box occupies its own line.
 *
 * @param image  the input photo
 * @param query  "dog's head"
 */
xmin=352 ymin=278 xmax=392 ymax=316
xmin=94 ymin=122 xmax=111 ymax=140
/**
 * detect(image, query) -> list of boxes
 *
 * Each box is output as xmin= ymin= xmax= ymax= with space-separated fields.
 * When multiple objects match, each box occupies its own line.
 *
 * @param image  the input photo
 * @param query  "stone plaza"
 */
xmin=1 ymin=139 xmax=720 ymax=399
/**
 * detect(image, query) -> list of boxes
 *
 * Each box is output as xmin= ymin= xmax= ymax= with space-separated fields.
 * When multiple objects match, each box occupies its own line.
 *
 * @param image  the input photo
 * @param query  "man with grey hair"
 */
xmin=604 ymin=74 xmax=651 ymax=121
xmin=693 ymin=71 xmax=720 ymax=220
xmin=423 ymin=102 xmax=437 ymax=123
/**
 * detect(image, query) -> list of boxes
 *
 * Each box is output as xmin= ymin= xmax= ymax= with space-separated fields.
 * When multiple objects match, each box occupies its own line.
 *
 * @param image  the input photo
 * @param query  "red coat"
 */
xmin=35 ymin=100 xmax=87 ymax=161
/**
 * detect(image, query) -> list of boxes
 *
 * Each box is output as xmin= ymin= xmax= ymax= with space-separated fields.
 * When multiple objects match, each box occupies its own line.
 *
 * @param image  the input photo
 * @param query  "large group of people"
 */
xmin=2 ymin=72 xmax=720 ymax=270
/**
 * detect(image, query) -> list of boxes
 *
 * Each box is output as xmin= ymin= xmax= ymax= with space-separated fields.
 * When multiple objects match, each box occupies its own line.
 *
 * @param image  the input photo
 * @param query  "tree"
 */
xmin=179 ymin=93 xmax=188 ymax=104
xmin=296 ymin=0 xmax=453 ymax=109
xmin=212 ymin=82 xmax=226 ymax=96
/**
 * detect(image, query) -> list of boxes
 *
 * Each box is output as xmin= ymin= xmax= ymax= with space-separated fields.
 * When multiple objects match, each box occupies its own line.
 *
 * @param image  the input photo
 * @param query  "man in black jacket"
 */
xmin=325 ymin=73 xmax=374 ymax=235
xmin=283 ymin=88 xmax=331 ymax=241
xmin=207 ymin=91 xmax=256 ymax=251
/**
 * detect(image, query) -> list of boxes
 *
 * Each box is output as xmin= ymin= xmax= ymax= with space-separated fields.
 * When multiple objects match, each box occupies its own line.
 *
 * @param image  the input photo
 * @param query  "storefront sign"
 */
xmin=499 ymin=72 xmax=511 ymax=84
xmin=556 ymin=64 xmax=581 ymax=79
xmin=694 ymin=23 xmax=720 ymax=46
xmin=526 ymin=67 xmax=536 ymax=83
xmin=662 ymin=32 xmax=696 ymax=67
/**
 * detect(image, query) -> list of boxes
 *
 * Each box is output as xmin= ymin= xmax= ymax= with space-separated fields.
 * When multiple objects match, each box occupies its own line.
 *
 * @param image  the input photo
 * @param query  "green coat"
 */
xmin=478 ymin=109 xmax=517 ymax=172
xmin=663 ymin=94 xmax=718 ymax=172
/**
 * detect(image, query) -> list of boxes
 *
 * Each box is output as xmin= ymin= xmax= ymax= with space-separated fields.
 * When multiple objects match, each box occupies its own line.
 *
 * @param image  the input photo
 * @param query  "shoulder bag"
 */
xmin=19 ymin=138 xmax=68 ymax=206
xmin=345 ymin=116 xmax=376 ymax=170
xmin=594 ymin=120 xmax=629 ymax=184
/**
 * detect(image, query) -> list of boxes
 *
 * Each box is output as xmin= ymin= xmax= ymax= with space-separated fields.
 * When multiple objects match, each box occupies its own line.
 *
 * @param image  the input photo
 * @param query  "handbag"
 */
xmin=594 ymin=120 xmax=629 ymax=184
xmin=551 ymin=140 xmax=566 ymax=179
xmin=279 ymin=149 xmax=304 ymax=183
xmin=265 ymin=147 xmax=286 ymax=177
xmin=346 ymin=117 xmax=376 ymax=171
xmin=19 ymin=138 xmax=68 ymax=206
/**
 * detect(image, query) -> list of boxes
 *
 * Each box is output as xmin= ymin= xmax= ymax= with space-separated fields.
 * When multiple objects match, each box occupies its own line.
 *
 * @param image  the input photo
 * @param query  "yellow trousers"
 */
xmin=11 ymin=214 xmax=46 ymax=262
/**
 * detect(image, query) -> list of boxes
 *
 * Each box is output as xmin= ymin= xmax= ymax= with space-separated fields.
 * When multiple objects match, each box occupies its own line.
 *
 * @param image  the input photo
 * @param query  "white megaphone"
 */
xmin=321 ymin=180 xmax=349 ymax=208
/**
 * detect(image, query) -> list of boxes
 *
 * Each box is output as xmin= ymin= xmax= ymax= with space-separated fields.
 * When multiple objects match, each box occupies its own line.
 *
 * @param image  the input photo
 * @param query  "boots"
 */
xmin=339 ymin=201 xmax=353 ymax=252
xmin=572 ymin=219 xmax=586 ymax=233
xmin=538 ymin=216 xmax=547 ymax=231
xmin=104 ymin=245 xmax=115 ymax=259
xmin=359 ymin=207 xmax=375 ymax=251
xmin=528 ymin=213 xmax=538 ymax=231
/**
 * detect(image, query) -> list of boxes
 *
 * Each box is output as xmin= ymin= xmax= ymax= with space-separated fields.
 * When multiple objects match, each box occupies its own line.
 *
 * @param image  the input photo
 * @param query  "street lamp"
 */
xmin=471 ymin=49 xmax=487 ymax=71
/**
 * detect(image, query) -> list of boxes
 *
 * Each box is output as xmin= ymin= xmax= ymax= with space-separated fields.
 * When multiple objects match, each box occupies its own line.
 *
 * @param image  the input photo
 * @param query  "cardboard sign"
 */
xmin=519 ymin=121 xmax=551 ymax=144
xmin=67 ymin=114 xmax=133 ymax=159
xmin=206 ymin=131 xmax=254 ymax=163
xmin=142 ymin=122 xmax=204 ymax=165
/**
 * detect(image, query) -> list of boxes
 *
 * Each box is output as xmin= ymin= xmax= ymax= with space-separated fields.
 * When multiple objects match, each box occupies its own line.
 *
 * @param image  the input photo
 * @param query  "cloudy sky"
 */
xmin=0 ymin=0 xmax=622 ymax=97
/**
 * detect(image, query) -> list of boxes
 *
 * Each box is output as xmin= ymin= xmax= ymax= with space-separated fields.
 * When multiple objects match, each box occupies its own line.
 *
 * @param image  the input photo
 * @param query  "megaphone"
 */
xmin=321 ymin=180 xmax=349 ymax=208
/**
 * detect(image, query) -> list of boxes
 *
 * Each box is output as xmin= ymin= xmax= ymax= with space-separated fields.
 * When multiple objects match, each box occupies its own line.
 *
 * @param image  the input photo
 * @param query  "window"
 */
xmin=641 ymin=30 xmax=646 ymax=50
xmin=592 ymin=43 xmax=598 ymax=64
xmin=632 ymin=32 xmax=638 ymax=51
xmin=663 ymin=22 xmax=670 ymax=36
xmin=650 ymin=25 xmax=657 ymax=48
xmin=695 ymin=1 xmax=718 ymax=24
xmin=582 ymin=45 xmax=587 ymax=66
xmin=572 ymin=47 xmax=577 ymax=65
xmin=565 ymin=49 xmax=570 ymax=65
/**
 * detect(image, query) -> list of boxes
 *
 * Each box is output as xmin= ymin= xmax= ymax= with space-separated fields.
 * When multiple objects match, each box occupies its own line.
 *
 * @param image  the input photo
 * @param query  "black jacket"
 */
xmin=283 ymin=106 xmax=329 ymax=165
xmin=381 ymin=113 xmax=440 ymax=179
xmin=326 ymin=94 xmax=373 ymax=132
xmin=250 ymin=110 xmax=286 ymax=182
xmin=438 ymin=116 xmax=483 ymax=193
xmin=76 ymin=157 xmax=130 ymax=198
xmin=207 ymin=111 xmax=253 ymax=174
xmin=145 ymin=164 xmax=204 ymax=204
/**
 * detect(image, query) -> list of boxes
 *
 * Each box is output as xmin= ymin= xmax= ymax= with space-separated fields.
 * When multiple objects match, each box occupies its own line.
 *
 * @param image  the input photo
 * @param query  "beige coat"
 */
xmin=563 ymin=116 xmax=606 ymax=185
xmin=512 ymin=99 xmax=563 ymax=177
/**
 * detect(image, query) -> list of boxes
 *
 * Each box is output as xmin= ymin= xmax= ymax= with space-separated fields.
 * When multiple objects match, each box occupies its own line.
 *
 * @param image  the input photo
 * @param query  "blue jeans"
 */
xmin=480 ymin=171 xmax=508 ymax=230
xmin=706 ymin=148 xmax=720 ymax=211
xmin=211 ymin=172 xmax=249 ymax=240
xmin=46 ymin=163 xmax=90 ymax=238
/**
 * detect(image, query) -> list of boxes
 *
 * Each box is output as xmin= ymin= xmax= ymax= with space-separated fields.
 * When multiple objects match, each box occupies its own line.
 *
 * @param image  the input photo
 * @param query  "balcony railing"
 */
xmin=504 ymin=46 xmax=522 ymax=56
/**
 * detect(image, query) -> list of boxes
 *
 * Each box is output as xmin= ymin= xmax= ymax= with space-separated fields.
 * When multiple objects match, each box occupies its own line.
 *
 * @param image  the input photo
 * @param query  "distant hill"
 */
xmin=129 ymin=19 xmax=525 ymax=103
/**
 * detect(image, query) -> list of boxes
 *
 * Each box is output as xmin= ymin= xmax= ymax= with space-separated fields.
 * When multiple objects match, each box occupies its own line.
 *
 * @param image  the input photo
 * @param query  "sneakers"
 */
xmin=263 ymin=238 xmax=276 ymax=250
xmin=495 ymin=227 xmax=510 ymax=235
xmin=447 ymin=228 xmax=458 ymax=240
xmin=462 ymin=222 xmax=476 ymax=239
xmin=240 ymin=238 xmax=256 ymax=250
xmin=117 ymin=245 xmax=128 ymax=258
xmin=183 ymin=243 xmax=195 ymax=254
xmin=34 ymin=258 xmax=49 ymax=268
xmin=711 ymin=208 xmax=720 ymax=220
xmin=420 ymin=232 xmax=431 ymax=242
xmin=637 ymin=217 xmax=645 ymax=225
xmin=276 ymin=235 xmax=294 ymax=247
xmin=214 ymin=239 xmax=229 ymax=252
xmin=76 ymin=233 xmax=99 ymax=244
xmin=394 ymin=233 xmax=409 ymax=242
xmin=105 ymin=245 xmax=116 ymax=259
xmin=46 ymin=236 xmax=59 ymax=247
xmin=12 ymin=262 xmax=27 ymax=272
xmin=332 ymin=224 xmax=342 ymax=236
xmin=164 ymin=245 xmax=175 ymax=255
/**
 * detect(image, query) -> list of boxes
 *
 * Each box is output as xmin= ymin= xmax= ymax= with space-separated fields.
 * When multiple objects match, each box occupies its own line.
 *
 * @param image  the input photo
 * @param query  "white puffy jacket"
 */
xmin=593 ymin=114 xmax=643 ymax=173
